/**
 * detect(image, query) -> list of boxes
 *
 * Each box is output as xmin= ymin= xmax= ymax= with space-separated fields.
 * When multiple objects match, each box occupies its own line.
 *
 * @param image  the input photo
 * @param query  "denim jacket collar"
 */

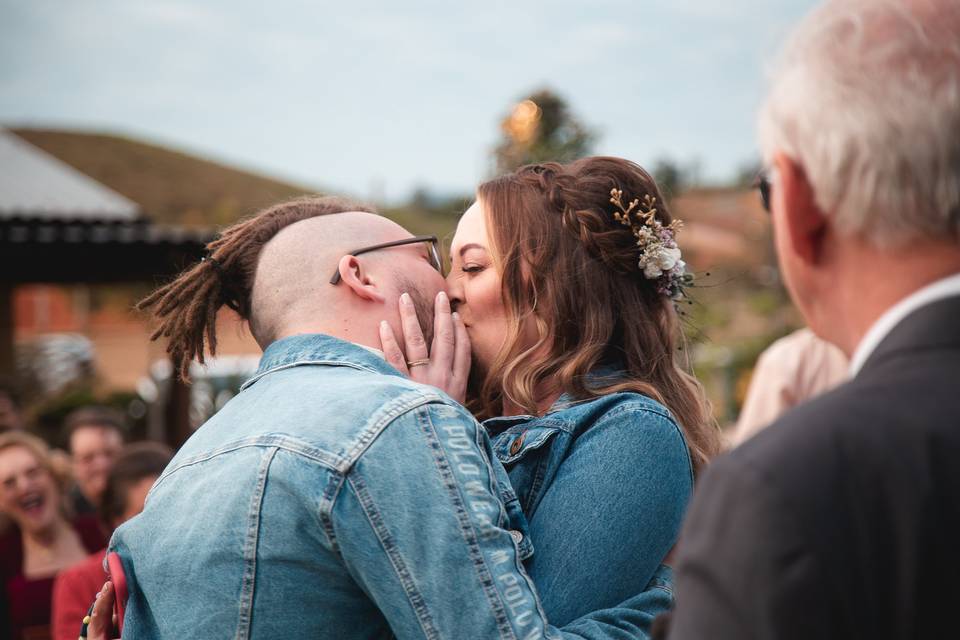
xmin=241 ymin=333 xmax=402 ymax=391
xmin=483 ymin=364 xmax=627 ymax=433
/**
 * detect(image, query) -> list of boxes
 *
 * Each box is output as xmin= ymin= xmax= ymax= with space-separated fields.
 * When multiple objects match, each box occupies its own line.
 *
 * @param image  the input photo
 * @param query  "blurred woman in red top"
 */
xmin=50 ymin=441 xmax=172 ymax=640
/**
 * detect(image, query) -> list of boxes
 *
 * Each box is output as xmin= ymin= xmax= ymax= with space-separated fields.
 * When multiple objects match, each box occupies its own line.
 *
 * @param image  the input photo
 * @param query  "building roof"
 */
xmin=0 ymin=128 xmax=139 ymax=221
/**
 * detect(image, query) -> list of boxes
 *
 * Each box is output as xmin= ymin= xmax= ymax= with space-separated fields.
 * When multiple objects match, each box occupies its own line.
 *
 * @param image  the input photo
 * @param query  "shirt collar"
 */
xmin=849 ymin=271 xmax=960 ymax=376
xmin=241 ymin=333 xmax=399 ymax=391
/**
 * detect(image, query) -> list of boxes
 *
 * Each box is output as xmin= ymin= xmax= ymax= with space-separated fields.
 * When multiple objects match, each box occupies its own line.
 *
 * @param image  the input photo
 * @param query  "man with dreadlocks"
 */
xmin=104 ymin=196 xmax=669 ymax=639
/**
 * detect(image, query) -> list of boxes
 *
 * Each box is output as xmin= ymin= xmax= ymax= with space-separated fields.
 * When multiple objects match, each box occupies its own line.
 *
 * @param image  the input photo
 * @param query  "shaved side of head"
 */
xmin=249 ymin=211 xmax=411 ymax=345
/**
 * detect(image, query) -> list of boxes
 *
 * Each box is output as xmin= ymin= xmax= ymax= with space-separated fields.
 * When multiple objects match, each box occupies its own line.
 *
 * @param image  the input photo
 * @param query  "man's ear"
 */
xmin=336 ymin=255 xmax=386 ymax=303
xmin=773 ymin=152 xmax=828 ymax=265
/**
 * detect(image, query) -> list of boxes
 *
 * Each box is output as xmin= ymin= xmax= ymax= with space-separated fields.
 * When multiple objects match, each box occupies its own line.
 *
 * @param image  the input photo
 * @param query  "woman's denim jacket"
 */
xmin=487 ymin=381 xmax=695 ymax=625
xmin=109 ymin=336 xmax=671 ymax=639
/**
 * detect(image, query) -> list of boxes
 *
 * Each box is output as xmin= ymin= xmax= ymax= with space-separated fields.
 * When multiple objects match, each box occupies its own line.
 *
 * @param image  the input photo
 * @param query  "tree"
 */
xmin=734 ymin=158 xmax=764 ymax=189
xmin=651 ymin=156 xmax=703 ymax=199
xmin=492 ymin=89 xmax=597 ymax=173
xmin=652 ymin=157 xmax=687 ymax=198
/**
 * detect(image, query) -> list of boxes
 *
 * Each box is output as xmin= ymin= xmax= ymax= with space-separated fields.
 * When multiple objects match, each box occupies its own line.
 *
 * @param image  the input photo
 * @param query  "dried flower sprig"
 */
xmin=609 ymin=188 xmax=693 ymax=300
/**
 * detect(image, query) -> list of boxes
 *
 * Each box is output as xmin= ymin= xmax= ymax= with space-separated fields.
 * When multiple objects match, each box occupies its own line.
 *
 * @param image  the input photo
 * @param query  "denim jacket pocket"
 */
xmin=492 ymin=425 xmax=563 ymax=466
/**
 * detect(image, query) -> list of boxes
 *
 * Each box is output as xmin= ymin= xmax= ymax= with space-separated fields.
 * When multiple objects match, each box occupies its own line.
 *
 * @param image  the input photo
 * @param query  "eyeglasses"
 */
xmin=754 ymin=170 xmax=773 ymax=213
xmin=328 ymin=235 xmax=444 ymax=284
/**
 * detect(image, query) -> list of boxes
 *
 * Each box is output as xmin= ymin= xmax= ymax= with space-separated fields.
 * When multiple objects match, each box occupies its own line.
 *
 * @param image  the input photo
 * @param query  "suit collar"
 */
xmin=850 ymin=272 xmax=960 ymax=374
xmin=859 ymin=293 xmax=960 ymax=375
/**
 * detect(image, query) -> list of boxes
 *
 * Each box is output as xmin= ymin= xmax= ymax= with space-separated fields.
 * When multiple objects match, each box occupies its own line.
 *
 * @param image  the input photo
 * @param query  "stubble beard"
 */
xmin=396 ymin=277 xmax=436 ymax=347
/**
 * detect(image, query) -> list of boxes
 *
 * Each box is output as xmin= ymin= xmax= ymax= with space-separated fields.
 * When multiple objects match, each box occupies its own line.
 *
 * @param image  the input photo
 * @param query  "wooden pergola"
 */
xmin=0 ymin=129 xmax=213 ymax=447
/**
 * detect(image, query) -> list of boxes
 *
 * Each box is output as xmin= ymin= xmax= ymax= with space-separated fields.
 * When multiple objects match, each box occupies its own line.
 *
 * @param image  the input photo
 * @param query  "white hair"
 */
xmin=758 ymin=0 xmax=960 ymax=248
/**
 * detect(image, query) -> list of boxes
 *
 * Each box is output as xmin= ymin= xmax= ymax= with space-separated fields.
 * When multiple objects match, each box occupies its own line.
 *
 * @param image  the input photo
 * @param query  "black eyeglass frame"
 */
xmin=328 ymin=235 xmax=443 ymax=284
xmin=754 ymin=170 xmax=773 ymax=213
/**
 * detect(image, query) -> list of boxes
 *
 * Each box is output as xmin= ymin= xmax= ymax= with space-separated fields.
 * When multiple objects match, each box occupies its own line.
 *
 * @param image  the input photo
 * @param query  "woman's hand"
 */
xmin=380 ymin=291 xmax=471 ymax=404
xmin=85 ymin=581 xmax=118 ymax=640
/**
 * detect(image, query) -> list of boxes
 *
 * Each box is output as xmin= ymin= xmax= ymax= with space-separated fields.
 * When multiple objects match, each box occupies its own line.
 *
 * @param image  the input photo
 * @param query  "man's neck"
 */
xmin=823 ymin=242 xmax=960 ymax=356
xmin=272 ymin=321 xmax=382 ymax=354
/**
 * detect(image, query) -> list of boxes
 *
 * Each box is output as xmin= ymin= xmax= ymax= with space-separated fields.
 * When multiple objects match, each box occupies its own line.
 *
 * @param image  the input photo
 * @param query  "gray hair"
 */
xmin=758 ymin=0 xmax=960 ymax=248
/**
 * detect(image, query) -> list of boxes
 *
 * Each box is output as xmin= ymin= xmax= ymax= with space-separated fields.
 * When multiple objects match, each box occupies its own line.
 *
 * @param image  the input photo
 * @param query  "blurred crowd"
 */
xmin=0 ymin=379 xmax=172 ymax=640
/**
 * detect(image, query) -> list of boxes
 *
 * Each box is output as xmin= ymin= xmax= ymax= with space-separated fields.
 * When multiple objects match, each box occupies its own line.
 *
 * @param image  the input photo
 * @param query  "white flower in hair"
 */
xmin=643 ymin=245 xmax=682 ymax=278
xmin=635 ymin=228 xmax=657 ymax=248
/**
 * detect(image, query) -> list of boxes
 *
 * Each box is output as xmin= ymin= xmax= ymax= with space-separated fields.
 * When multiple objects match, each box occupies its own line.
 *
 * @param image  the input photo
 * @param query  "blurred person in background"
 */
xmin=0 ymin=432 xmax=106 ymax=640
xmin=0 ymin=378 xmax=25 ymax=434
xmin=0 ymin=378 xmax=26 ymax=536
xmin=727 ymin=327 xmax=848 ymax=447
xmin=668 ymin=1 xmax=960 ymax=638
xmin=63 ymin=407 xmax=125 ymax=516
xmin=381 ymin=156 xmax=722 ymax=625
xmin=50 ymin=441 xmax=172 ymax=640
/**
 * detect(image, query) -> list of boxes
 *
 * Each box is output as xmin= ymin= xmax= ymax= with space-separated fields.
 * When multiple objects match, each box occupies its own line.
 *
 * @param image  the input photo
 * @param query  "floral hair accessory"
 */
xmin=609 ymin=188 xmax=694 ymax=300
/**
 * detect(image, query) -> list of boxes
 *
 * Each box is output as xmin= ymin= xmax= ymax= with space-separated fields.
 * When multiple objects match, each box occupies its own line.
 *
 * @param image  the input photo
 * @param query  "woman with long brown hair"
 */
xmin=381 ymin=156 xmax=722 ymax=624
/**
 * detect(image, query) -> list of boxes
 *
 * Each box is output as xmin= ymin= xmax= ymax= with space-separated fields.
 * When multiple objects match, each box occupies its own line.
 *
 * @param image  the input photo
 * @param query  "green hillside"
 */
xmin=11 ymin=128 xmax=318 ymax=228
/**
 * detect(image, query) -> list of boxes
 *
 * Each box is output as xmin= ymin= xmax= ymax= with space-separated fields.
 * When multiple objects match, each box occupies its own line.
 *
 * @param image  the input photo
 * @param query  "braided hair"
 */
xmin=475 ymin=157 xmax=721 ymax=473
xmin=137 ymin=196 xmax=374 ymax=380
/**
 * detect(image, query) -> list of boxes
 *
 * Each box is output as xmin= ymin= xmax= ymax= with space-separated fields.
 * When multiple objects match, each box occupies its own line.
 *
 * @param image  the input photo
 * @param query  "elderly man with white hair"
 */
xmin=668 ymin=1 xmax=960 ymax=639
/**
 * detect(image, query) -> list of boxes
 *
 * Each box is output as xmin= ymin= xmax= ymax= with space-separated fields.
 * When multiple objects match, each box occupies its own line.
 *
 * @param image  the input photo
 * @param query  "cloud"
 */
xmin=0 ymin=0 xmax=819 ymax=200
xmin=126 ymin=1 xmax=223 ymax=29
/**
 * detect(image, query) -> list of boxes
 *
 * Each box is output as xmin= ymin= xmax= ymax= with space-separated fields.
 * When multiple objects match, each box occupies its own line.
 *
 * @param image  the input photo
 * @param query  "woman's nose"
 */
xmin=13 ymin=475 xmax=30 ymax=494
xmin=445 ymin=276 xmax=464 ymax=309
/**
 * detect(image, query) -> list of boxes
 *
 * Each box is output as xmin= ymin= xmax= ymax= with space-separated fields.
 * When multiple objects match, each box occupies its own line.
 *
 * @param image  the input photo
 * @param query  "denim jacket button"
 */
xmin=509 ymin=434 xmax=525 ymax=455
xmin=509 ymin=530 xmax=524 ymax=544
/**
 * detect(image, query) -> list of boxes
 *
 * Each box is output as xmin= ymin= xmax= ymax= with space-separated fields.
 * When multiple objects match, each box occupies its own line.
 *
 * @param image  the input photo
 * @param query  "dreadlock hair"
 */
xmin=137 ymin=196 xmax=375 ymax=380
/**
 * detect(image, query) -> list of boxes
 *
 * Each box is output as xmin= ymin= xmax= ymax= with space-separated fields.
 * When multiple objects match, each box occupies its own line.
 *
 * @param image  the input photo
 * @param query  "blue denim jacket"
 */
xmin=487 ymin=385 xmax=694 ymax=625
xmin=110 ymin=335 xmax=670 ymax=639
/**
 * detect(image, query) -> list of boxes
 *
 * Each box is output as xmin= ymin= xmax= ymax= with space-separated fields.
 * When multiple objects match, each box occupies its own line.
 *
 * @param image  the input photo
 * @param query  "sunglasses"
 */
xmin=754 ymin=170 xmax=773 ymax=213
xmin=329 ymin=235 xmax=444 ymax=285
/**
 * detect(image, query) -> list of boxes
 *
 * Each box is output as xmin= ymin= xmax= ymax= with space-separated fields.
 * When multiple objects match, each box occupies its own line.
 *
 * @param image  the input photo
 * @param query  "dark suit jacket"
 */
xmin=669 ymin=294 xmax=960 ymax=640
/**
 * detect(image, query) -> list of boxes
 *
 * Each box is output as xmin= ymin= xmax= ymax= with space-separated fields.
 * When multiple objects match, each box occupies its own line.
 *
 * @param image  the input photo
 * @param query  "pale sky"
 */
xmin=0 ymin=0 xmax=817 ymax=203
